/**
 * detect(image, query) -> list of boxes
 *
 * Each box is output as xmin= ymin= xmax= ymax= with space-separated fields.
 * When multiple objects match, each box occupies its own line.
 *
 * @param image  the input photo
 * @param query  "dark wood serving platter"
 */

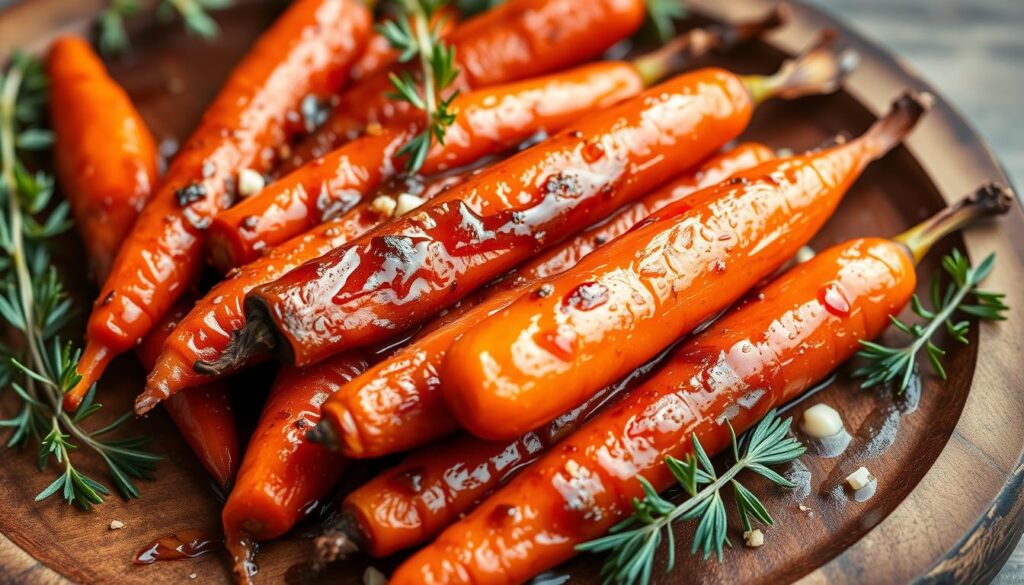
xmin=1 ymin=0 xmax=1023 ymax=583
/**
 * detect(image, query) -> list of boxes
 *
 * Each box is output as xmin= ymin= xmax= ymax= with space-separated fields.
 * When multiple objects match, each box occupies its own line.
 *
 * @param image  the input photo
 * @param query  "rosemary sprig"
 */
xmin=0 ymin=55 xmax=159 ymax=510
xmin=99 ymin=0 xmax=231 ymax=55
xmin=577 ymin=410 xmax=805 ymax=585
xmin=379 ymin=0 xmax=460 ymax=173
xmin=854 ymin=249 xmax=1007 ymax=393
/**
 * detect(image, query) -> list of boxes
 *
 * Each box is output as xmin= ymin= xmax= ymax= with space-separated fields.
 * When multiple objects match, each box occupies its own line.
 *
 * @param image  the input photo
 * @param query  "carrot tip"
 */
xmin=63 ymin=342 xmax=113 ymax=411
xmin=314 ymin=513 xmax=364 ymax=564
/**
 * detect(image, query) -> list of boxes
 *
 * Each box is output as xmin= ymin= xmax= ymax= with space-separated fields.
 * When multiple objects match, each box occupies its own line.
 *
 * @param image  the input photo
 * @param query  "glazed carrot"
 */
xmin=442 ymin=93 xmax=930 ymax=440
xmin=48 ymin=36 xmax=158 ymax=281
xmin=287 ymin=0 xmax=649 ymax=166
xmin=391 ymin=184 xmax=1013 ymax=585
xmin=316 ymin=359 xmax=659 ymax=561
xmin=137 ymin=300 xmax=239 ymax=490
xmin=208 ymin=34 xmax=714 ymax=272
xmin=136 ymin=167 xmax=484 ymax=414
xmin=311 ymin=144 xmax=774 ymax=458
xmin=64 ymin=0 xmax=374 ymax=410
xmin=207 ymin=33 xmax=853 ymax=372
xmin=424 ymin=142 xmax=777 ymax=332
xmin=222 ymin=351 xmax=370 ymax=584
xmin=47 ymin=39 xmax=239 ymax=485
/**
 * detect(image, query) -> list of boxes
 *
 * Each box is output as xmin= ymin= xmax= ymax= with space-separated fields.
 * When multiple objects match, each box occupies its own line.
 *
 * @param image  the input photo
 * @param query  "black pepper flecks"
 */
xmin=175 ymin=182 xmax=208 ymax=206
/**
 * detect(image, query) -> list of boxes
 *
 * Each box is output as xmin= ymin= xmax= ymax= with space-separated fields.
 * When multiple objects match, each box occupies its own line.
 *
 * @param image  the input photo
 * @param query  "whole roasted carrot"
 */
xmin=47 ymin=38 xmax=239 ymax=486
xmin=138 ymin=300 xmax=239 ymax=490
xmin=206 ymin=33 xmax=854 ymax=372
xmin=390 ymin=184 xmax=1013 ymax=585
xmin=311 ymin=144 xmax=774 ymax=458
xmin=222 ymin=351 xmax=370 ymax=584
xmin=64 ymin=0 xmax=374 ymax=410
xmin=287 ymin=0 xmax=649 ymax=165
xmin=135 ymin=167 xmax=483 ymax=414
xmin=208 ymin=34 xmax=718 ymax=272
xmin=424 ymin=142 xmax=777 ymax=332
xmin=48 ymin=36 xmax=158 ymax=281
xmin=315 ymin=350 xmax=666 ymax=562
xmin=443 ymin=93 xmax=930 ymax=440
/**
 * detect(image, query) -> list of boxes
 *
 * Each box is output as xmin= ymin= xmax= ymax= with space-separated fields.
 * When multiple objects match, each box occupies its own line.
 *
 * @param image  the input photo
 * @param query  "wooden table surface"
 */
xmin=0 ymin=0 xmax=1021 ymax=583
xmin=808 ymin=2 xmax=1024 ymax=582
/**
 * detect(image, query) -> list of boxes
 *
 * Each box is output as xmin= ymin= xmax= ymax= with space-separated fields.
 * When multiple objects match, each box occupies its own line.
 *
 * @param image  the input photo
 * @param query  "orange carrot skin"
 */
xmin=139 ymin=168 xmax=482 ymax=413
xmin=209 ymin=61 xmax=645 ymax=271
xmin=289 ymin=0 xmax=647 ymax=164
xmin=222 ymin=351 xmax=370 ymax=543
xmin=392 ymin=238 xmax=916 ymax=584
xmin=318 ymin=144 xmax=771 ymax=458
xmin=250 ymin=68 xmax=754 ymax=367
xmin=67 ymin=0 xmax=372 ymax=410
xmin=344 ymin=376 xmax=632 ymax=558
xmin=428 ymin=143 xmax=776 ymax=331
xmin=48 ymin=37 xmax=158 ymax=282
xmin=442 ymin=134 xmax=880 ymax=440
xmin=137 ymin=300 xmax=239 ymax=490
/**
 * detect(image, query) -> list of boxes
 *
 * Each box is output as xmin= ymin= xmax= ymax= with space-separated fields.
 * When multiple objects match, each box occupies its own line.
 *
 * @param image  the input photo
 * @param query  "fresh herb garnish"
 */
xmin=0 ymin=55 xmax=159 ymax=510
xmin=577 ymin=410 xmax=805 ymax=584
xmin=378 ymin=0 xmax=460 ymax=173
xmin=99 ymin=0 xmax=231 ymax=55
xmin=855 ymin=249 xmax=1007 ymax=393
xmin=645 ymin=0 xmax=687 ymax=43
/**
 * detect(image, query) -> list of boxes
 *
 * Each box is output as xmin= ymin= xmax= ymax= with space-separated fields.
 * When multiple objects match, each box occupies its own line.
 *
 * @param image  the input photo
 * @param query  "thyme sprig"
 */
xmin=577 ymin=410 xmax=805 ymax=585
xmin=0 ymin=55 xmax=159 ymax=510
xmin=99 ymin=0 xmax=231 ymax=55
xmin=855 ymin=249 xmax=1007 ymax=393
xmin=379 ymin=0 xmax=460 ymax=173
xmin=645 ymin=0 xmax=687 ymax=43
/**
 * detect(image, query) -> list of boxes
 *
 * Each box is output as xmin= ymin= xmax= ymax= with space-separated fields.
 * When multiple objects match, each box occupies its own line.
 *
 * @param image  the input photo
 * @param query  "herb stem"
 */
xmin=407 ymin=0 xmax=438 ymax=134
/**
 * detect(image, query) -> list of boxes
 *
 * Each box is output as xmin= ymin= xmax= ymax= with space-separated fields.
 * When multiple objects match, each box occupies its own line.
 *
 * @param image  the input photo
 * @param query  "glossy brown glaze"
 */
xmin=221 ymin=351 xmax=370 ymax=583
xmin=392 ymin=238 xmax=917 ymax=584
xmin=138 ymin=167 xmax=485 ymax=414
xmin=288 ymin=0 xmax=647 ymax=165
xmin=441 ymin=94 xmax=926 ymax=440
xmin=65 ymin=0 xmax=373 ymax=410
xmin=247 ymin=67 xmax=754 ymax=367
xmin=208 ymin=60 xmax=646 ymax=270
xmin=316 ymin=144 xmax=774 ymax=459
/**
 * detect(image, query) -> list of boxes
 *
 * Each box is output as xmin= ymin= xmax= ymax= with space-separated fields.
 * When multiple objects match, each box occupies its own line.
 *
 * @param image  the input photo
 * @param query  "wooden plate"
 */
xmin=1 ymin=0 xmax=1023 ymax=583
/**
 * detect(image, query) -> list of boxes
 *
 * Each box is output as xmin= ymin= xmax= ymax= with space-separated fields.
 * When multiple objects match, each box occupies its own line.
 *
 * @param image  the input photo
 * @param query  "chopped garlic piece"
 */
xmin=795 ymin=245 xmax=816 ymax=264
xmin=394 ymin=193 xmax=426 ymax=216
xmin=801 ymin=403 xmax=844 ymax=438
xmin=237 ymin=169 xmax=265 ymax=197
xmin=846 ymin=466 xmax=874 ymax=491
xmin=364 ymin=566 xmax=388 ymax=585
xmin=109 ymin=520 xmax=125 ymax=530
xmin=743 ymin=529 xmax=764 ymax=548
xmin=371 ymin=195 xmax=397 ymax=217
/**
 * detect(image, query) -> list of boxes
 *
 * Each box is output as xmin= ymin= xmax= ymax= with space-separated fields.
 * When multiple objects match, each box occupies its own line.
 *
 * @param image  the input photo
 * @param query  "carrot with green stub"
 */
xmin=308 ymin=143 xmax=775 ymax=459
xmin=441 ymin=91 xmax=931 ymax=441
xmin=391 ymin=183 xmax=1013 ymax=585
xmin=207 ymin=31 xmax=744 ymax=272
xmin=204 ymin=32 xmax=855 ymax=374
xmin=64 ymin=0 xmax=374 ymax=411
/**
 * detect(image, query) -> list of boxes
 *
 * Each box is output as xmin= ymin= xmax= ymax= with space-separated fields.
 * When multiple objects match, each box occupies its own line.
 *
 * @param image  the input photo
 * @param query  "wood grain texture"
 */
xmin=0 ymin=1 xmax=1023 ymax=584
